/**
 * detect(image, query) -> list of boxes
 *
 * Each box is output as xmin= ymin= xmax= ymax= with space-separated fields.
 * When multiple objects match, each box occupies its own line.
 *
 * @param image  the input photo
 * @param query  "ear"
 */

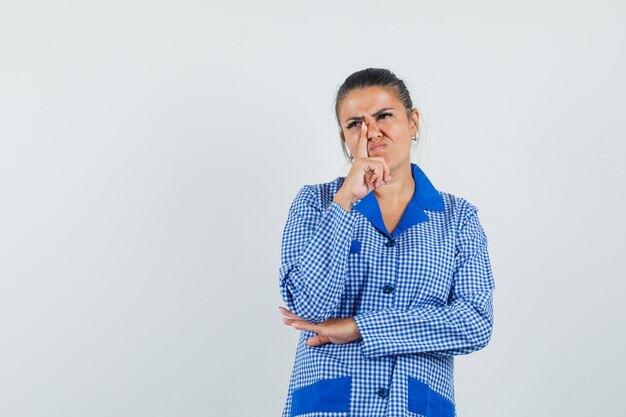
xmin=409 ymin=109 xmax=419 ymax=134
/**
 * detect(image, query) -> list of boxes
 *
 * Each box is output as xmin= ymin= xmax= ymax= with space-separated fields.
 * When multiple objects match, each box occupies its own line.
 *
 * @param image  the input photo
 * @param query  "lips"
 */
xmin=369 ymin=144 xmax=386 ymax=152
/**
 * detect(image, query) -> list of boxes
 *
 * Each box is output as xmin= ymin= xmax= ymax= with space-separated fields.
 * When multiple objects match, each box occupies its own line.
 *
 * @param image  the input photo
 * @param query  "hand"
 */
xmin=335 ymin=123 xmax=391 ymax=209
xmin=279 ymin=306 xmax=361 ymax=346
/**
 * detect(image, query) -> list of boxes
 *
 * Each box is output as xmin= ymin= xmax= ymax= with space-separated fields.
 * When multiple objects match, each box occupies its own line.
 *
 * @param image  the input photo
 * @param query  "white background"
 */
xmin=1 ymin=1 xmax=625 ymax=416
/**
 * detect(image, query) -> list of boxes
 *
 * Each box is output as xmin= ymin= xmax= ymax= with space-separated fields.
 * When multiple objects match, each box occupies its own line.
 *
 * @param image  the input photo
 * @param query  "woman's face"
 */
xmin=338 ymin=86 xmax=419 ymax=171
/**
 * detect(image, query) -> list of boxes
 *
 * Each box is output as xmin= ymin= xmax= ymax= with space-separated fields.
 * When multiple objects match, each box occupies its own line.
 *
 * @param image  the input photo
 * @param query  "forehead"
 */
xmin=338 ymin=86 xmax=402 ymax=120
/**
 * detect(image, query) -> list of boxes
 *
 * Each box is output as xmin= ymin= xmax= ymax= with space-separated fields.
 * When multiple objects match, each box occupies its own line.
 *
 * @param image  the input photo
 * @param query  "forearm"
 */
xmin=354 ymin=291 xmax=494 ymax=358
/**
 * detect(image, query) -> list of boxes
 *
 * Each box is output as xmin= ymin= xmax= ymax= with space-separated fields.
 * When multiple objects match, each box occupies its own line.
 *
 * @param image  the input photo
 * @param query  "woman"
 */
xmin=278 ymin=68 xmax=494 ymax=417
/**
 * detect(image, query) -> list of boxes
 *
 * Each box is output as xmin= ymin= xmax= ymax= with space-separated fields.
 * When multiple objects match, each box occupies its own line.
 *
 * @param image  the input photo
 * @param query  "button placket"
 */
xmin=382 ymin=237 xmax=397 ymax=298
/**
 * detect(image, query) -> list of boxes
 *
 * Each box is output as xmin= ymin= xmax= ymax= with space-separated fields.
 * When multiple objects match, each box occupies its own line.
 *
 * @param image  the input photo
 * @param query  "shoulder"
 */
xmin=438 ymin=190 xmax=481 ymax=230
xmin=289 ymin=176 xmax=346 ymax=211
xmin=437 ymin=190 xmax=488 ymax=249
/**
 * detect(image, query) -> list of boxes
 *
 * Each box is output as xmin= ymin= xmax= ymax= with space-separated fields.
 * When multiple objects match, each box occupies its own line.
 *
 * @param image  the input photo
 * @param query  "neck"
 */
xmin=374 ymin=161 xmax=414 ymax=203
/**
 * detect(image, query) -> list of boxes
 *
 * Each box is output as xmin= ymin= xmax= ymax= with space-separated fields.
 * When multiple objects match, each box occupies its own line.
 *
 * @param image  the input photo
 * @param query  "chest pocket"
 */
xmin=349 ymin=240 xmax=361 ymax=254
xmin=343 ymin=239 xmax=366 ymax=315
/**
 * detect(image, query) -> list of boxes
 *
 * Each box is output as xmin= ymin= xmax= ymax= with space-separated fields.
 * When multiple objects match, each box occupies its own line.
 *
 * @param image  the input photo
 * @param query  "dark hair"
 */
xmin=334 ymin=68 xmax=418 ymax=163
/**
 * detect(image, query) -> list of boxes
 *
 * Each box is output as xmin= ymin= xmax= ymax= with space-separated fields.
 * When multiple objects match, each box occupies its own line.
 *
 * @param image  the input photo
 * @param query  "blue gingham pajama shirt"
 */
xmin=279 ymin=163 xmax=495 ymax=417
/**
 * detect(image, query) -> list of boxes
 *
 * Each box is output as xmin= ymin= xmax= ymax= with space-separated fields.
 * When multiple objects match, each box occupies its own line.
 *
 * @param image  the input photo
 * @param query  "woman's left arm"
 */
xmin=353 ymin=204 xmax=495 ymax=358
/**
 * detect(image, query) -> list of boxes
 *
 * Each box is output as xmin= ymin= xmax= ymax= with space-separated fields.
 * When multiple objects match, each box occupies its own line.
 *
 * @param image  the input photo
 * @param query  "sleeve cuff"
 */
xmin=353 ymin=310 xmax=385 ymax=358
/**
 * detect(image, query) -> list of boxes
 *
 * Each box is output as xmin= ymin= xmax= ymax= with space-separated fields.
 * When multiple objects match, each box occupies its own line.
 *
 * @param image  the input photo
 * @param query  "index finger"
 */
xmin=279 ymin=306 xmax=301 ymax=320
xmin=292 ymin=321 xmax=322 ymax=334
xmin=355 ymin=122 xmax=369 ymax=160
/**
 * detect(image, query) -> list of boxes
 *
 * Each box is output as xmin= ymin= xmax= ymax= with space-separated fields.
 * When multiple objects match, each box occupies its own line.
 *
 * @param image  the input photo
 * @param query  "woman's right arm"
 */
xmin=278 ymin=185 xmax=357 ymax=323
xmin=280 ymin=123 xmax=390 ymax=323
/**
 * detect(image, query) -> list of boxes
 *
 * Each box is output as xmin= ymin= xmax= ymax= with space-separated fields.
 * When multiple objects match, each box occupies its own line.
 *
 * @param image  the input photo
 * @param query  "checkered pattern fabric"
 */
xmin=279 ymin=163 xmax=494 ymax=417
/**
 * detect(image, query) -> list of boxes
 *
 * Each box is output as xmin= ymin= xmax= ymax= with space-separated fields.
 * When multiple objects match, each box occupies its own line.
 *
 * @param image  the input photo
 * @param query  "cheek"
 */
xmin=386 ymin=123 xmax=409 ymax=140
xmin=378 ymin=119 xmax=403 ymax=135
xmin=346 ymin=140 xmax=358 ymax=156
xmin=343 ymin=130 xmax=359 ymax=149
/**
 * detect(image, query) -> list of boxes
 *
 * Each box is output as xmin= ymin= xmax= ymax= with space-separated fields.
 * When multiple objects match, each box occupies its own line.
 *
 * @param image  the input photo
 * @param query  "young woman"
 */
xmin=278 ymin=68 xmax=494 ymax=417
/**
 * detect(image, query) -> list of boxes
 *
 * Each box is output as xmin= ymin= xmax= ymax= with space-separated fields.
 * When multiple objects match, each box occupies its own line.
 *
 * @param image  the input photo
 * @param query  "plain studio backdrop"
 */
xmin=1 ymin=1 xmax=625 ymax=416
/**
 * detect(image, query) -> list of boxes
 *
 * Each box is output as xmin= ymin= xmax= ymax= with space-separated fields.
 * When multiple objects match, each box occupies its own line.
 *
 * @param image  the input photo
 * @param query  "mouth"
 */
xmin=369 ymin=144 xmax=386 ymax=152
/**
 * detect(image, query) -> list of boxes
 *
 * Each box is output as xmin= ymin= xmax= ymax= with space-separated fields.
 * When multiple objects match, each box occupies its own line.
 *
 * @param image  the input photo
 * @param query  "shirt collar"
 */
xmin=351 ymin=163 xmax=444 ymax=238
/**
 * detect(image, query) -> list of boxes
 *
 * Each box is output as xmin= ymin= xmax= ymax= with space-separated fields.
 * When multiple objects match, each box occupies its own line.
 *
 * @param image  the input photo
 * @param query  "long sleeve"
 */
xmin=353 ymin=203 xmax=495 ymax=358
xmin=279 ymin=185 xmax=357 ymax=323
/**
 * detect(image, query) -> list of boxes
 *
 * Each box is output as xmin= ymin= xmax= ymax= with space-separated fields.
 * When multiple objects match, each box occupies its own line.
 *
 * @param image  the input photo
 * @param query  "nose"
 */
xmin=365 ymin=119 xmax=382 ymax=140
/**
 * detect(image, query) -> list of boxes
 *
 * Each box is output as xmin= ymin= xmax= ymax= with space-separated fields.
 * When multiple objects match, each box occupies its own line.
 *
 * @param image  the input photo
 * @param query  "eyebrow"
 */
xmin=344 ymin=108 xmax=395 ymax=124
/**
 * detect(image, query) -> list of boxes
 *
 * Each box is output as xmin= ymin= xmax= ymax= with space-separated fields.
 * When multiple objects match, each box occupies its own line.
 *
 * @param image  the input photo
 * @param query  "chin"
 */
xmin=387 ymin=156 xmax=410 ymax=171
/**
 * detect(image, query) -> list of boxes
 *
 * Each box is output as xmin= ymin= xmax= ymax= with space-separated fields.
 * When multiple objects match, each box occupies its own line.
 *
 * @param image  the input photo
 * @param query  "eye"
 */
xmin=346 ymin=121 xmax=361 ymax=129
xmin=378 ymin=112 xmax=392 ymax=120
